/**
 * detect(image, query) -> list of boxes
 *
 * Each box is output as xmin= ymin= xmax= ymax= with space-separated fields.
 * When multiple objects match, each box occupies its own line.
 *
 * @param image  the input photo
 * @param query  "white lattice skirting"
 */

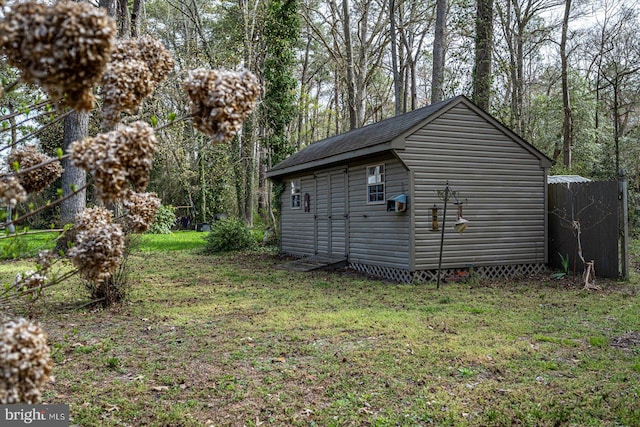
xmin=349 ymin=263 xmax=548 ymax=284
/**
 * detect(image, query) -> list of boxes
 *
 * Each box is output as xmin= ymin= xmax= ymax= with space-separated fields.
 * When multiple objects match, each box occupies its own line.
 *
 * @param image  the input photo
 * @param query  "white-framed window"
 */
xmin=367 ymin=164 xmax=385 ymax=203
xmin=290 ymin=179 xmax=301 ymax=209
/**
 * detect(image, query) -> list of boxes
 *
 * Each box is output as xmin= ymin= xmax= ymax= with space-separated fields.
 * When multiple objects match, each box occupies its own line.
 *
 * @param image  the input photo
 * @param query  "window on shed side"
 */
xmin=290 ymin=179 xmax=301 ymax=209
xmin=367 ymin=164 xmax=385 ymax=204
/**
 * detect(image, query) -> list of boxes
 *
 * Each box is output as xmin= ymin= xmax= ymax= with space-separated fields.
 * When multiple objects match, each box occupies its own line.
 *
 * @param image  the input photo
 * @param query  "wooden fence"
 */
xmin=548 ymin=180 xmax=621 ymax=279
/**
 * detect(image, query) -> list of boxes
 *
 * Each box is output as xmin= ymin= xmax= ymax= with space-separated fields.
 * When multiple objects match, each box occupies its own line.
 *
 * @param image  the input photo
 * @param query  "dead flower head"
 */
xmin=70 ymin=121 xmax=156 ymax=202
xmin=123 ymin=191 xmax=161 ymax=233
xmin=0 ymin=175 xmax=27 ymax=207
xmin=110 ymin=36 xmax=174 ymax=83
xmin=7 ymin=146 xmax=63 ymax=194
xmin=101 ymin=36 xmax=174 ymax=128
xmin=184 ymin=69 xmax=260 ymax=143
xmin=0 ymin=1 xmax=116 ymax=111
xmin=69 ymin=207 xmax=125 ymax=284
xmin=101 ymin=59 xmax=155 ymax=128
xmin=0 ymin=318 xmax=53 ymax=404
xmin=13 ymin=270 xmax=47 ymax=294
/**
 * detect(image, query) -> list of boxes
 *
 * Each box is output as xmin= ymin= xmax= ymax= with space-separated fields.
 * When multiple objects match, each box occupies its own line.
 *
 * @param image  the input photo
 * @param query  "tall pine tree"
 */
xmin=263 ymin=0 xmax=300 ymax=166
xmin=263 ymin=0 xmax=299 ymax=166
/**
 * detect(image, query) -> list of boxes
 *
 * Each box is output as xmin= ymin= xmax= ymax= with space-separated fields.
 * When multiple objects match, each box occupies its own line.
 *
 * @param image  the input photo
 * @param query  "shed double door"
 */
xmin=315 ymin=169 xmax=348 ymax=258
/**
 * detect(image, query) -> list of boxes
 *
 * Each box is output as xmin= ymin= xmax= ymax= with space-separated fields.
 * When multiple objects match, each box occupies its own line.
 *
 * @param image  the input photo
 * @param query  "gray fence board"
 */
xmin=548 ymin=181 xmax=619 ymax=279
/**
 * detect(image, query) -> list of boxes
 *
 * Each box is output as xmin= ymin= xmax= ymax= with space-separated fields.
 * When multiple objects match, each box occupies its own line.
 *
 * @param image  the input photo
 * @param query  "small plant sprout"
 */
xmin=551 ymin=252 xmax=570 ymax=279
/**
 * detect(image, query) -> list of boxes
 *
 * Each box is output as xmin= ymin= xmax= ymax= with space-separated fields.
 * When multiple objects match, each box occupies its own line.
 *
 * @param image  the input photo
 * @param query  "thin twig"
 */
xmin=154 ymin=113 xmax=194 ymax=132
xmin=5 ymin=183 xmax=88 ymax=228
xmin=0 ymin=99 xmax=54 ymax=122
xmin=74 ymin=298 xmax=106 ymax=309
xmin=1 ymin=79 xmax=21 ymax=96
xmin=3 ymin=110 xmax=73 ymax=151
xmin=0 ymin=229 xmax=64 ymax=240
xmin=0 ymin=106 xmax=59 ymax=135
xmin=0 ymin=270 xmax=79 ymax=305
xmin=10 ymin=153 xmax=70 ymax=178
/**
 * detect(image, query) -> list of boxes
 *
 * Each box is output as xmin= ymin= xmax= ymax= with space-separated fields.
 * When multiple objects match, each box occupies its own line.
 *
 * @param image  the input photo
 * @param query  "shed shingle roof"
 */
xmin=267 ymin=95 xmax=551 ymax=178
xmin=267 ymin=97 xmax=457 ymax=177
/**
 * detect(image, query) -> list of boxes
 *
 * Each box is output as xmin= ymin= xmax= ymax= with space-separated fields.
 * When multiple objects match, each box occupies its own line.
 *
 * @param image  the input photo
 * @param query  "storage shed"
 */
xmin=267 ymin=96 xmax=553 ymax=283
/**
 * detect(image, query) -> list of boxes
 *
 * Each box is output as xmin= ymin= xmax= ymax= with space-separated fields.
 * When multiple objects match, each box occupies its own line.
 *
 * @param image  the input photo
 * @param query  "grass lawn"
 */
xmin=138 ymin=231 xmax=208 ymax=252
xmin=0 ymin=229 xmax=61 ymax=259
xmin=1 ymin=232 xmax=639 ymax=426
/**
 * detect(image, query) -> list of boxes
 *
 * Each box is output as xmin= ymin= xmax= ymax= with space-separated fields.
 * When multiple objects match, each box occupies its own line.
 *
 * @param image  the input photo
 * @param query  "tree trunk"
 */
xmin=431 ymin=0 xmax=446 ymax=104
xmin=341 ymin=0 xmax=358 ymax=129
xmin=98 ymin=0 xmax=117 ymax=17
xmin=199 ymin=152 xmax=207 ymax=223
xmin=297 ymin=31 xmax=311 ymax=149
xmin=613 ymin=78 xmax=620 ymax=174
xmin=118 ymin=0 xmax=131 ymax=38
xmin=390 ymin=0 xmax=401 ymax=115
xmin=258 ymin=144 xmax=268 ymax=219
xmin=60 ymin=111 xmax=88 ymax=226
xmin=233 ymin=135 xmax=245 ymax=220
xmin=355 ymin=2 xmax=368 ymax=126
xmin=514 ymin=21 xmax=525 ymax=135
xmin=472 ymin=0 xmax=493 ymax=110
xmin=131 ymin=0 xmax=143 ymax=38
xmin=560 ymin=0 xmax=572 ymax=167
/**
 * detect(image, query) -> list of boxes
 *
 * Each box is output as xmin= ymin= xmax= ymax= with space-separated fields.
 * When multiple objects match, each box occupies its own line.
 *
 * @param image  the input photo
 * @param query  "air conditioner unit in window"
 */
xmin=386 ymin=194 xmax=407 ymax=213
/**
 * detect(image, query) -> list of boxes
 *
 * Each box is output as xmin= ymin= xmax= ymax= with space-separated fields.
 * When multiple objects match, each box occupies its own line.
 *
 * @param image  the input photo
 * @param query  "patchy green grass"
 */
xmin=138 ymin=231 xmax=207 ymax=252
xmin=0 ymin=229 xmax=207 ymax=258
xmin=1 ymin=246 xmax=639 ymax=426
xmin=0 ymin=230 xmax=60 ymax=259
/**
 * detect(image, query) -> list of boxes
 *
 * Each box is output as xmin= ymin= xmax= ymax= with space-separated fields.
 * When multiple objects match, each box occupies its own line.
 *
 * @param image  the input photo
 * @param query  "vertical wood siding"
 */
xmin=315 ymin=168 xmax=348 ymax=257
xmin=347 ymin=158 xmax=411 ymax=268
xmin=280 ymin=175 xmax=315 ymax=256
xmin=279 ymin=159 xmax=411 ymax=269
xmin=329 ymin=170 xmax=347 ymax=256
xmin=398 ymin=104 xmax=547 ymax=270
xmin=315 ymin=173 xmax=328 ymax=254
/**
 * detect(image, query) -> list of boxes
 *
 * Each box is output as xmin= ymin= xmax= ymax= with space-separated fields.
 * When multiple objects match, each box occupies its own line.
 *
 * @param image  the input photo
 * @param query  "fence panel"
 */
xmin=548 ymin=181 xmax=619 ymax=279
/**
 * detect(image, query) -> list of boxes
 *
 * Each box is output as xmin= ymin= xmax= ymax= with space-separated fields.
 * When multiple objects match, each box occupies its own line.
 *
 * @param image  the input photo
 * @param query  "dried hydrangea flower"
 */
xmin=101 ymin=60 xmax=155 ymax=128
xmin=101 ymin=36 xmax=174 ymax=128
xmin=184 ymin=69 xmax=261 ymax=143
xmin=0 ymin=1 xmax=116 ymax=111
xmin=110 ymin=36 xmax=174 ymax=84
xmin=36 ymin=250 xmax=54 ymax=273
xmin=70 ymin=121 xmax=156 ymax=202
xmin=14 ymin=271 xmax=47 ymax=294
xmin=7 ymin=146 xmax=64 ymax=194
xmin=0 ymin=175 xmax=27 ymax=207
xmin=123 ymin=191 xmax=160 ymax=233
xmin=0 ymin=318 xmax=53 ymax=404
xmin=68 ymin=207 xmax=125 ymax=284
xmin=73 ymin=206 xmax=113 ymax=232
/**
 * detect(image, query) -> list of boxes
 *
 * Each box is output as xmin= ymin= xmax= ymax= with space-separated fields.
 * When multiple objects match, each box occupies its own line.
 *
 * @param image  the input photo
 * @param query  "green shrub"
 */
xmin=204 ymin=218 xmax=255 ymax=253
xmin=148 ymin=205 xmax=176 ymax=234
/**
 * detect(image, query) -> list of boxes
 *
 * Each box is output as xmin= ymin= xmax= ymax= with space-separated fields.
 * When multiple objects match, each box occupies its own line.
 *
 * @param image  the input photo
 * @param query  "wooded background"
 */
xmin=2 ymin=0 xmax=639 ymax=232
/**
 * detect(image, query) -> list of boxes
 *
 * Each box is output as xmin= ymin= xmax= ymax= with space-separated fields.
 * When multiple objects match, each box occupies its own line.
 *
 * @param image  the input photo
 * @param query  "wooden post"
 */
xmin=619 ymin=169 xmax=629 ymax=280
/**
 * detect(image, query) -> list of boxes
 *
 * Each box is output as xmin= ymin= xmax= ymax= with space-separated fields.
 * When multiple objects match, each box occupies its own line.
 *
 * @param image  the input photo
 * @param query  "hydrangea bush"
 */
xmin=0 ymin=0 xmax=261 ymax=403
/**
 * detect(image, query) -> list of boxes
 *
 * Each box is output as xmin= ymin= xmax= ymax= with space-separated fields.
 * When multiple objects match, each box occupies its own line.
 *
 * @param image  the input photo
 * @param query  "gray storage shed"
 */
xmin=267 ymin=96 xmax=553 ymax=282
